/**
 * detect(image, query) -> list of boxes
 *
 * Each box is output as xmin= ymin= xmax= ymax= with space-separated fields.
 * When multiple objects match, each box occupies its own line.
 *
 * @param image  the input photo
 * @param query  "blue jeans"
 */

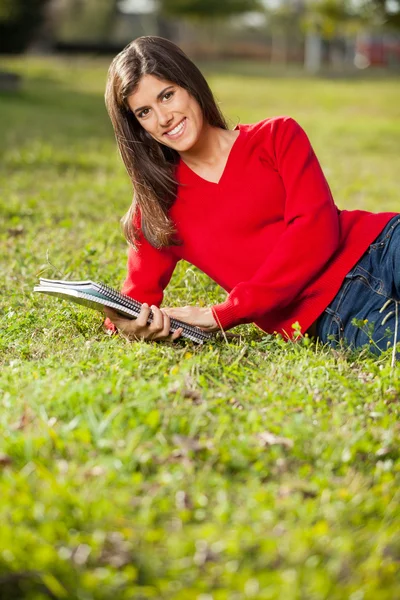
xmin=317 ymin=216 xmax=400 ymax=355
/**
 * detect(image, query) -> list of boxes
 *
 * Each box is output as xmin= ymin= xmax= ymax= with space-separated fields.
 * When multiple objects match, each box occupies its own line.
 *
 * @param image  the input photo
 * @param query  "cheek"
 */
xmin=193 ymin=108 xmax=204 ymax=132
xmin=140 ymin=118 xmax=156 ymax=134
xmin=186 ymin=100 xmax=201 ymax=122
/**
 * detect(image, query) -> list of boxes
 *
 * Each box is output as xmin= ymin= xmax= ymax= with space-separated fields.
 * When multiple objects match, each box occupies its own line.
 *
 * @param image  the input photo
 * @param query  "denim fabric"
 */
xmin=317 ymin=216 xmax=400 ymax=355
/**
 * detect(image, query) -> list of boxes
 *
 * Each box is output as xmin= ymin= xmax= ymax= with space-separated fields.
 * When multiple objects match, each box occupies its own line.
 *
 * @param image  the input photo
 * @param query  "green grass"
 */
xmin=0 ymin=57 xmax=399 ymax=600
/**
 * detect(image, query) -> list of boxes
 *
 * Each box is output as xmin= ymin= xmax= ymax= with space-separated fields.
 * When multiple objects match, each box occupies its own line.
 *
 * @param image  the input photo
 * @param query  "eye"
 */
xmin=138 ymin=108 xmax=150 ymax=119
xmin=163 ymin=91 xmax=174 ymax=101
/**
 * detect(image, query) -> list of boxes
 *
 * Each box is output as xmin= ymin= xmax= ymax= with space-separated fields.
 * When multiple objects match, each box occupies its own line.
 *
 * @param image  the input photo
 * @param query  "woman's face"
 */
xmin=127 ymin=74 xmax=205 ymax=153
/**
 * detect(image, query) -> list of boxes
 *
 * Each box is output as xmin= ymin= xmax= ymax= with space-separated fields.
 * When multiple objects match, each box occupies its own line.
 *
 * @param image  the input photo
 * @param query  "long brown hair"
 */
xmin=105 ymin=36 xmax=228 ymax=249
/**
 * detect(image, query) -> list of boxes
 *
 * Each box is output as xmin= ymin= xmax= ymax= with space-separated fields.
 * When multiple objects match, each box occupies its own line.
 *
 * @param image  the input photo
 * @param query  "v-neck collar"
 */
xmin=178 ymin=124 xmax=243 ymax=186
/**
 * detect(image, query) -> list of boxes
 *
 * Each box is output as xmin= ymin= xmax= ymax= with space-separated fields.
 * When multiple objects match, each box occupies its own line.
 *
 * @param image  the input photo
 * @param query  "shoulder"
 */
xmin=239 ymin=115 xmax=306 ymax=142
xmin=239 ymin=116 xmax=312 ymax=162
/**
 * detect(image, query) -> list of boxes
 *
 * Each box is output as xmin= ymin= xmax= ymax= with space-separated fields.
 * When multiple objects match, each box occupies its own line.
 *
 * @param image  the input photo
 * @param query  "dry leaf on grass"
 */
xmin=175 ymin=490 xmax=193 ymax=510
xmin=169 ymin=375 xmax=205 ymax=405
xmin=0 ymin=454 xmax=13 ymax=468
xmin=7 ymin=225 xmax=24 ymax=237
xmin=228 ymin=397 xmax=244 ymax=410
xmin=10 ymin=404 xmax=35 ymax=431
xmin=181 ymin=388 xmax=204 ymax=405
xmin=84 ymin=465 xmax=106 ymax=478
xmin=258 ymin=431 xmax=294 ymax=449
xmin=172 ymin=435 xmax=213 ymax=454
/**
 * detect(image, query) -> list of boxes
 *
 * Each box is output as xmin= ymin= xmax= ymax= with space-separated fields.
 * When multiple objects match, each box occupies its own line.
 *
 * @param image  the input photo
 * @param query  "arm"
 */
xmin=212 ymin=117 xmax=341 ymax=330
xmin=121 ymin=235 xmax=179 ymax=307
xmin=104 ymin=211 xmax=179 ymax=336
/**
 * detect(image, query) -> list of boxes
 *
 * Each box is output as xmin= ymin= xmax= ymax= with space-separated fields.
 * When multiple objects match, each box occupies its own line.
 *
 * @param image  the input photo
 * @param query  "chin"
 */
xmin=161 ymin=137 xmax=195 ymax=153
xmin=177 ymin=131 xmax=201 ymax=152
xmin=176 ymin=140 xmax=197 ymax=152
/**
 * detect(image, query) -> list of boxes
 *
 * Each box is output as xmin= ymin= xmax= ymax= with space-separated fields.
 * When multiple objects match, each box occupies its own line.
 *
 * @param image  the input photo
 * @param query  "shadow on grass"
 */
xmin=0 ymin=70 xmax=114 ymax=151
xmin=0 ymin=70 xmax=118 ymax=178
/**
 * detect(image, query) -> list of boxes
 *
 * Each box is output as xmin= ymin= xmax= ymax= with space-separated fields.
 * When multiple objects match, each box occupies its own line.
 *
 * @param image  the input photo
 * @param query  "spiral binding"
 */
xmin=97 ymin=283 xmax=141 ymax=312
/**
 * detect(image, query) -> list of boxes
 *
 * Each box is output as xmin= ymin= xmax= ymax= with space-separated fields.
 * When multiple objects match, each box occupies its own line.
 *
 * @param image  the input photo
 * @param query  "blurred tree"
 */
xmin=266 ymin=1 xmax=304 ymax=64
xmin=302 ymin=0 xmax=368 ymax=71
xmin=57 ymin=0 xmax=119 ymax=45
xmin=157 ymin=0 xmax=264 ymax=58
xmin=158 ymin=0 xmax=262 ymax=19
xmin=303 ymin=0 xmax=400 ymax=35
xmin=364 ymin=0 xmax=400 ymax=28
xmin=0 ymin=0 xmax=50 ymax=53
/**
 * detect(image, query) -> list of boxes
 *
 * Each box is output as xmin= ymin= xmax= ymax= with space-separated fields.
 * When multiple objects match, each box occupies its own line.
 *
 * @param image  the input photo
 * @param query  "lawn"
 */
xmin=0 ymin=57 xmax=399 ymax=600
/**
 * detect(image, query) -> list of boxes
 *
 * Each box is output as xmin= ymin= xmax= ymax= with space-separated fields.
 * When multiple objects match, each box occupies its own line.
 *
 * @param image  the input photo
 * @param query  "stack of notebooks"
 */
xmin=34 ymin=278 xmax=212 ymax=344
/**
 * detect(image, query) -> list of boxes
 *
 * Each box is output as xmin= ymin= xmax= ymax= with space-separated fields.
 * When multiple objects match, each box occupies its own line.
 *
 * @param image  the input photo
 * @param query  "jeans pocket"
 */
xmin=346 ymin=265 xmax=385 ymax=295
xmin=344 ymin=264 xmax=385 ymax=295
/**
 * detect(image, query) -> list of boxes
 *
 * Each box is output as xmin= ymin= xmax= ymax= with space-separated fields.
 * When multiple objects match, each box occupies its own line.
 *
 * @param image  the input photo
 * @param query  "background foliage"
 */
xmin=0 ymin=0 xmax=50 ymax=53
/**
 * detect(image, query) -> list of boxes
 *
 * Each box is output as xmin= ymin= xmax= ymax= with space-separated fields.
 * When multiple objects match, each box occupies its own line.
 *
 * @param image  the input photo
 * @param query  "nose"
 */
xmin=155 ymin=105 xmax=173 ymax=128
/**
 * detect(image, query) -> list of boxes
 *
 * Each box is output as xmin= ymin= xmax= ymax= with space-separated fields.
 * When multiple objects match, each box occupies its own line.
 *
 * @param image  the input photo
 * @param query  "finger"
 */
xmin=146 ymin=306 xmax=164 ymax=342
xmin=159 ymin=309 xmax=172 ymax=337
xmin=150 ymin=305 xmax=164 ymax=332
xmin=171 ymin=327 xmax=183 ymax=341
xmin=136 ymin=302 xmax=151 ymax=327
xmin=155 ymin=311 xmax=181 ymax=342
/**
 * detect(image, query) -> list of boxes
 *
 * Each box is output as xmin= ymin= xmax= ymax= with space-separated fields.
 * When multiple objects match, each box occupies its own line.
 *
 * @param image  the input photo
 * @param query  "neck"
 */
xmin=179 ymin=124 xmax=234 ymax=168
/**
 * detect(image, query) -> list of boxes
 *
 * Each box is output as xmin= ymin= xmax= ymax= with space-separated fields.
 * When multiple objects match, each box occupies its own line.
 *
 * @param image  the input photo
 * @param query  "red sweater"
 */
xmin=116 ymin=117 xmax=396 ymax=339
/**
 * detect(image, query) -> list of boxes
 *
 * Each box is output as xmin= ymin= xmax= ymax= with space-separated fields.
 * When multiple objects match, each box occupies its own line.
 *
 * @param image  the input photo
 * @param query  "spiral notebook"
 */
xmin=34 ymin=278 xmax=212 ymax=344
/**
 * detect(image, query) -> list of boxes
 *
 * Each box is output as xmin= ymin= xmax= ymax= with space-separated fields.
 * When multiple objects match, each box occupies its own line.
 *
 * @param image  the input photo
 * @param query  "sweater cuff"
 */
xmin=212 ymin=297 xmax=243 ymax=331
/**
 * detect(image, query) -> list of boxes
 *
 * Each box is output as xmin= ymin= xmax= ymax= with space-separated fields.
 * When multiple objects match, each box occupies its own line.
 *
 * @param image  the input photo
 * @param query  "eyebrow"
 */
xmin=133 ymin=85 xmax=175 ymax=116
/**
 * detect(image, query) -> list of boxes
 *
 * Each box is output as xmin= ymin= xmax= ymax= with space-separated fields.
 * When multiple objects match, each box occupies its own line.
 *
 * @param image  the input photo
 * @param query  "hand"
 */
xmin=162 ymin=305 xmax=219 ymax=332
xmin=104 ymin=303 xmax=183 ymax=342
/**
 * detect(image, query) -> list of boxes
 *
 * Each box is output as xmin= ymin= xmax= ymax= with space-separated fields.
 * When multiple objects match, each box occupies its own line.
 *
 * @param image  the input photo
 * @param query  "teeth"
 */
xmin=167 ymin=119 xmax=185 ymax=136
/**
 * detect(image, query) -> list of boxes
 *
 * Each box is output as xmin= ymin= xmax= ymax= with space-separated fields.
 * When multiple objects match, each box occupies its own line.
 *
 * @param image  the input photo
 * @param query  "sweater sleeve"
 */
xmin=212 ymin=117 xmax=340 ymax=330
xmin=121 ymin=233 xmax=179 ymax=307
xmin=104 ymin=212 xmax=179 ymax=332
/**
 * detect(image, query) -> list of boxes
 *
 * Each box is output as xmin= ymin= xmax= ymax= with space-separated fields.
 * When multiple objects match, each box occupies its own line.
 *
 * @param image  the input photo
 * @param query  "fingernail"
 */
xmin=150 ymin=305 xmax=156 ymax=310
xmin=142 ymin=303 xmax=148 ymax=308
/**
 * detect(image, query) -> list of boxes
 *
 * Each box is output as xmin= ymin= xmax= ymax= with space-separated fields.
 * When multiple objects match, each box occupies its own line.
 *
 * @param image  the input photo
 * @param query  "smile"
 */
xmin=164 ymin=117 xmax=186 ymax=139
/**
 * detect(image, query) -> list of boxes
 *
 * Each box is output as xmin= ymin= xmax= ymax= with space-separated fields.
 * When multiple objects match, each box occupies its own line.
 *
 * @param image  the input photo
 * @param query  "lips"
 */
xmin=163 ymin=117 xmax=186 ymax=139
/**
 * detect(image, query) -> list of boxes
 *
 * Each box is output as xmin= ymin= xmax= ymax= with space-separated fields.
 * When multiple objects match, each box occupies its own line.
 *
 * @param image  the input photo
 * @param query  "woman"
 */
xmin=104 ymin=36 xmax=399 ymax=355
